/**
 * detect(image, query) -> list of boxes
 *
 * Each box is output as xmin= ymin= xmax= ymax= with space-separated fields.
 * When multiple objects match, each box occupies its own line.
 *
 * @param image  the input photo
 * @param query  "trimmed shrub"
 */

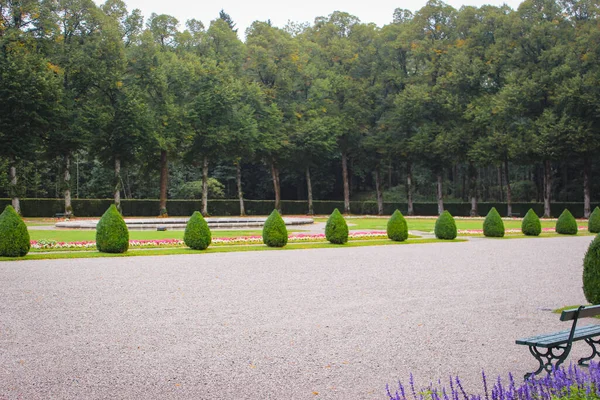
xmin=435 ymin=211 xmax=457 ymax=240
xmin=521 ymin=208 xmax=542 ymax=236
xmin=184 ymin=211 xmax=212 ymax=250
xmin=0 ymin=205 xmax=30 ymax=257
xmin=325 ymin=208 xmax=349 ymax=244
xmin=483 ymin=207 xmax=505 ymax=237
xmin=262 ymin=209 xmax=288 ymax=247
xmin=387 ymin=209 xmax=408 ymax=242
xmin=556 ymin=209 xmax=578 ymax=235
xmin=583 ymin=235 xmax=600 ymax=304
xmin=589 ymin=207 xmax=600 ymax=234
xmin=96 ymin=204 xmax=129 ymax=253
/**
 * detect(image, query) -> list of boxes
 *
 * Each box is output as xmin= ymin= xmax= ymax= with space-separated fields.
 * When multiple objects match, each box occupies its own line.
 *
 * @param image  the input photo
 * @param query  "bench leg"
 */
xmin=578 ymin=338 xmax=600 ymax=367
xmin=525 ymin=345 xmax=571 ymax=380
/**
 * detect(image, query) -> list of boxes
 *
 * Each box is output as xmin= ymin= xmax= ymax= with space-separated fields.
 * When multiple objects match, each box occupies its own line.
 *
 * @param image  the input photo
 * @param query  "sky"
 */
xmin=94 ymin=0 xmax=524 ymax=39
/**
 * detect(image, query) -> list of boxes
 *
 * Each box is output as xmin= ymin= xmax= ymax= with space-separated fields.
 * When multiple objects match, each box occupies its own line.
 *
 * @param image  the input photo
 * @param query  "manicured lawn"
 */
xmin=316 ymin=217 xmax=589 ymax=232
xmin=1 ymin=238 xmax=464 ymax=261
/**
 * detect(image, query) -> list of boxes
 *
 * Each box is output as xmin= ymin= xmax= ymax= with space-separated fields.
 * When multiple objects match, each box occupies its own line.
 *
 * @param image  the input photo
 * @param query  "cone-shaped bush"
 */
xmin=387 ymin=210 xmax=408 ymax=242
xmin=521 ymin=209 xmax=542 ymax=236
xmin=583 ymin=235 xmax=600 ymax=304
xmin=589 ymin=207 xmax=600 ymax=234
xmin=483 ymin=207 xmax=505 ymax=237
xmin=435 ymin=211 xmax=457 ymax=240
xmin=556 ymin=209 xmax=578 ymax=235
xmin=0 ymin=205 xmax=30 ymax=257
xmin=262 ymin=209 xmax=288 ymax=247
xmin=184 ymin=211 xmax=212 ymax=250
xmin=325 ymin=208 xmax=349 ymax=244
xmin=96 ymin=204 xmax=129 ymax=253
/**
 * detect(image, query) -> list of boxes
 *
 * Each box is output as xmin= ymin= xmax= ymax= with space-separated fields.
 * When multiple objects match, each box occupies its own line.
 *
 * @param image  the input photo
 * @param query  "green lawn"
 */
xmin=316 ymin=217 xmax=589 ymax=232
xmin=1 ymin=238 xmax=464 ymax=262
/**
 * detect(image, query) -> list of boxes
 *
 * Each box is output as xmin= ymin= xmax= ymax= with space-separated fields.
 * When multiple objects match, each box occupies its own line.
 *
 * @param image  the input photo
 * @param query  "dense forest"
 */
xmin=1 ymin=0 xmax=599 ymax=217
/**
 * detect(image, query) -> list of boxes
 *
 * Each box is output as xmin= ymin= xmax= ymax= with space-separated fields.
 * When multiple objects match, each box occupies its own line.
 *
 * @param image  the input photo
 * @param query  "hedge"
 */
xmin=1 ymin=198 xmax=598 ymax=218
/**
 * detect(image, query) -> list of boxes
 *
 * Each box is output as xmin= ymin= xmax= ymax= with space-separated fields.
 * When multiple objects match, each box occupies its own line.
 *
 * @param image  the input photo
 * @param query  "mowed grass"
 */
xmin=0 ymin=238 xmax=465 ymax=262
xmin=317 ymin=217 xmax=589 ymax=232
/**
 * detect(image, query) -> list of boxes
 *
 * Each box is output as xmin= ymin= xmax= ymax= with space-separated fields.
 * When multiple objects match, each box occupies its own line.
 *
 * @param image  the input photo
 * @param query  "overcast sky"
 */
xmin=94 ymin=0 xmax=523 ymax=39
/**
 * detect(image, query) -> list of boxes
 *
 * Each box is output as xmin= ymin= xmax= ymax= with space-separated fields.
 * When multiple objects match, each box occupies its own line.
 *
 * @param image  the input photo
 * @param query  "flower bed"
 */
xmin=387 ymin=363 xmax=600 ymax=400
xmin=30 ymin=231 xmax=390 ymax=250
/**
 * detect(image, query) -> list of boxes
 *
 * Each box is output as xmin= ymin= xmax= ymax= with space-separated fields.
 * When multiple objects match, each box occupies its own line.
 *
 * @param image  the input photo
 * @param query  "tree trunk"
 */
xmin=468 ymin=163 xmax=478 ymax=217
xmin=342 ymin=150 xmax=350 ymax=214
xmin=236 ymin=161 xmax=245 ymax=216
xmin=159 ymin=150 xmax=168 ymax=216
xmin=584 ymin=157 xmax=591 ymax=218
xmin=270 ymin=159 xmax=281 ymax=212
xmin=306 ymin=166 xmax=314 ymax=215
xmin=543 ymin=160 xmax=552 ymax=218
xmin=388 ymin=159 xmax=392 ymax=188
xmin=375 ymin=168 xmax=383 ymax=216
xmin=406 ymin=161 xmax=414 ymax=216
xmin=497 ymin=166 xmax=503 ymax=202
xmin=114 ymin=157 xmax=121 ymax=212
xmin=9 ymin=162 xmax=20 ymax=215
xmin=505 ymin=157 xmax=512 ymax=217
xmin=201 ymin=156 xmax=209 ymax=216
xmin=64 ymin=154 xmax=72 ymax=217
xmin=436 ymin=172 xmax=444 ymax=215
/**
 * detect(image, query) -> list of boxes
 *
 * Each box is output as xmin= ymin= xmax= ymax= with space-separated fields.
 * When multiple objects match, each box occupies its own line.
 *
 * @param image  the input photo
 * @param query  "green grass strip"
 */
xmin=1 ymin=238 xmax=465 ymax=261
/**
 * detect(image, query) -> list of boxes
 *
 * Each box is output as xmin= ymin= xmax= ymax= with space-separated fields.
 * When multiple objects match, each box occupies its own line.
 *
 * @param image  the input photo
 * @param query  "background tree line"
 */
xmin=1 ymin=0 xmax=599 ymax=217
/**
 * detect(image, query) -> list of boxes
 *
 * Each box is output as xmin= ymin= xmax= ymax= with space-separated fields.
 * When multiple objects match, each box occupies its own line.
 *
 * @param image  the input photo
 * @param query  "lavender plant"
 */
xmin=387 ymin=363 xmax=600 ymax=400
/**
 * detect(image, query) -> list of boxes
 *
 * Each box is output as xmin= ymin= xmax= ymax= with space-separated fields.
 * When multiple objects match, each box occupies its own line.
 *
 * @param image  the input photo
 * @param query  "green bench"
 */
xmin=516 ymin=305 xmax=600 ymax=379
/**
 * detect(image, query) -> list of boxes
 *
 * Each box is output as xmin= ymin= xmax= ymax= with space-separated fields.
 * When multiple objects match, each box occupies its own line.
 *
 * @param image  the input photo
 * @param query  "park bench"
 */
xmin=55 ymin=213 xmax=66 ymax=218
xmin=516 ymin=305 xmax=600 ymax=379
xmin=508 ymin=212 xmax=521 ymax=218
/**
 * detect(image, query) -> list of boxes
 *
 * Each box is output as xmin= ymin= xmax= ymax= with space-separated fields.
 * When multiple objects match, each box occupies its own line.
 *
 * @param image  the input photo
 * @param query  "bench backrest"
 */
xmin=560 ymin=305 xmax=600 ymax=321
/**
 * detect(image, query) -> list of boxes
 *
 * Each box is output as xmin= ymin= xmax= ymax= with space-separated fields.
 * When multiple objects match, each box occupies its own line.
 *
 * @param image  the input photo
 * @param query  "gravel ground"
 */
xmin=0 ymin=236 xmax=596 ymax=399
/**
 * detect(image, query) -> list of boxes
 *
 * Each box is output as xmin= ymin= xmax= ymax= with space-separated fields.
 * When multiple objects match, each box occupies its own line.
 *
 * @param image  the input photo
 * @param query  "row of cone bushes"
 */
xmin=2 ymin=203 xmax=600 ymax=257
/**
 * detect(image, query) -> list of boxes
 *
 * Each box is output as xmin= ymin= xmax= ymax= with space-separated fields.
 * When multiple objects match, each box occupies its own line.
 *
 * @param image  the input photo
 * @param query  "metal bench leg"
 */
xmin=578 ymin=338 xmax=600 ymax=367
xmin=525 ymin=345 xmax=571 ymax=380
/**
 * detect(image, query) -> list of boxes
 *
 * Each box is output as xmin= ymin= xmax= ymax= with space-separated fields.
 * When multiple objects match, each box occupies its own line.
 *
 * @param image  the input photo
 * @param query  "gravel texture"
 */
xmin=0 ymin=236 xmax=596 ymax=399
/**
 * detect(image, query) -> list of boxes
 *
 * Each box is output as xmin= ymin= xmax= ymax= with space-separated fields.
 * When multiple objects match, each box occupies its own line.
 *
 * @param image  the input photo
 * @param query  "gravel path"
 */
xmin=0 ymin=236 xmax=596 ymax=399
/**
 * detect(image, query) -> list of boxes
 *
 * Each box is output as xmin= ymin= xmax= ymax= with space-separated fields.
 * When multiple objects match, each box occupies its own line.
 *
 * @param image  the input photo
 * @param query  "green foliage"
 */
xmin=483 ymin=207 xmax=505 ymax=237
xmin=0 ymin=205 xmax=30 ymax=257
xmin=175 ymin=179 xmax=225 ymax=199
xmin=521 ymin=209 xmax=542 ymax=236
xmin=325 ymin=208 xmax=349 ymax=244
xmin=96 ymin=204 xmax=129 ymax=253
xmin=556 ymin=209 xmax=578 ymax=235
xmin=435 ymin=211 xmax=457 ymax=240
xmin=589 ymin=207 xmax=600 ymax=234
xmin=262 ymin=209 xmax=288 ymax=247
xmin=387 ymin=209 xmax=408 ymax=242
xmin=583 ymin=235 xmax=600 ymax=304
xmin=184 ymin=211 xmax=212 ymax=250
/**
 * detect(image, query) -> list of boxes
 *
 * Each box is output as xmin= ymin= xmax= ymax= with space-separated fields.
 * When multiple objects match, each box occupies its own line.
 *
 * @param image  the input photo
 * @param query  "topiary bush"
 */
xmin=583 ymin=235 xmax=600 ymax=304
xmin=262 ymin=209 xmax=288 ymax=247
xmin=589 ymin=207 xmax=600 ymax=234
xmin=184 ymin=211 xmax=212 ymax=250
xmin=556 ymin=209 xmax=578 ymax=235
xmin=483 ymin=207 xmax=505 ymax=238
xmin=96 ymin=204 xmax=129 ymax=253
xmin=521 ymin=208 xmax=542 ymax=236
xmin=0 ymin=205 xmax=31 ymax=257
xmin=387 ymin=209 xmax=408 ymax=242
xmin=325 ymin=208 xmax=349 ymax=244
xmin=435 ymin=211 xmax=457 ymax=240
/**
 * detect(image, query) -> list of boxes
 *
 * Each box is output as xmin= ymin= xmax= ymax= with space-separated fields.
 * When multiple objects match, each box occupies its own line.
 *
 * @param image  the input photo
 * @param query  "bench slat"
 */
xmin=516 ymin=324 xmax=600 ymax=347
xmin=561 ymin=305 xmax=600 ymax=321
